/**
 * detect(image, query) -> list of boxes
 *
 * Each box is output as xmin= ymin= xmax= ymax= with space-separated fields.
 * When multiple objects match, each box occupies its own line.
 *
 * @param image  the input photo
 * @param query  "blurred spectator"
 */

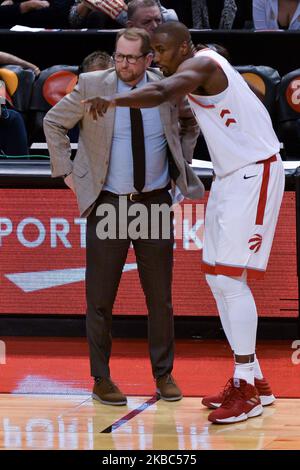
xmin=160 ymin=0 xmax=193 ymax=26
xmin=126 ymin=0 xmax=177 ymax=25
xmin=191 ymin=0 xmax=253 ymax=29
xmin=126 ymin=0 xmax=162 ymax=33
xmin=68 ymin=0 xmax=177 ymax=31
xmin=0 ymin=106 xmax=28 ymax=156
xmin=0 ymin=50 xmax=36 ymax=155
xmin=68 ymin=0 xmax=92 ymax=27
xmin=253 ymin=0 xmax=300 ymax=30
xmin=80 ymin=50 xmax=113 ymax=73
xmin=0 ymin=0 xmax=72 ymax=28
xmin=69 ymin=0 xmax=128 ymax=28
xmin=0 ymin=50 xmax=40 ymax=75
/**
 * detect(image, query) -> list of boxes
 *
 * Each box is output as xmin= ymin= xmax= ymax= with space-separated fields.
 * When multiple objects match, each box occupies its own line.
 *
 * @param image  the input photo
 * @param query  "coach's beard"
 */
xmin=116 ymin=69 xmax=142 ymax=84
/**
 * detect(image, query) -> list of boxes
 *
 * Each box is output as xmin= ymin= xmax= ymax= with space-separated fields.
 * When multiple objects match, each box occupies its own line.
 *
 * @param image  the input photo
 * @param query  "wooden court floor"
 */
xmin=0 ymin=394 xmax=300 ymax=450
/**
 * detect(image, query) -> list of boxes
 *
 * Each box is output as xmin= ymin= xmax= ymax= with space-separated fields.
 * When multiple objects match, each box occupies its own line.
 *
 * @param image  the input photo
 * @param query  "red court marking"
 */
xmin=101 ymin=395 xmax=159 ymax=433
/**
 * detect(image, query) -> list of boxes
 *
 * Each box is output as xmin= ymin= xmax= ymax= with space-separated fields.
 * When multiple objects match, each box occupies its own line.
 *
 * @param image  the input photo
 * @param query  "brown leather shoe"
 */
xmin=92 ymin=378 xmax=127 ymax=406
xmin=156 ymin=374 xmax=182 ymax=401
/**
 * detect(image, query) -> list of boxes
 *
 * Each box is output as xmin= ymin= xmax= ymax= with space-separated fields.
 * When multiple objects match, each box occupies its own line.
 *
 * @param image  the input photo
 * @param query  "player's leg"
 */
xmin=202 ymin=161 xmax=284 ymax=419
xmin=203 ymin=272 xmax=273 ymax=408
xmin=207 ymin=272 xmax=264 ymax=423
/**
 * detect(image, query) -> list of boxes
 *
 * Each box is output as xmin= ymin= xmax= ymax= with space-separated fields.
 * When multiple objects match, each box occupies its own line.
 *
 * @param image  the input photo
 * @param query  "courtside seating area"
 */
xmin=1 ymin=63 xmax=300 ymax=160
xmin=0 ymin=64 xmax=79 ymax=157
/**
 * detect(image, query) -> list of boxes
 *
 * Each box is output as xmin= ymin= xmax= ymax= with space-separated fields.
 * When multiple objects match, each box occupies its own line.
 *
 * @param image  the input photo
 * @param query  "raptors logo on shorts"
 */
xmin=249 ymin=234 xmax=263 ymax=253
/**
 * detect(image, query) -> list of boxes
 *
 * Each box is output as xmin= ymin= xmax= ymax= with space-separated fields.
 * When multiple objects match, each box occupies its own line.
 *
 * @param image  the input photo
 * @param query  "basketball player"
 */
xmin=82 ymin=22 xmax=284 ymax=424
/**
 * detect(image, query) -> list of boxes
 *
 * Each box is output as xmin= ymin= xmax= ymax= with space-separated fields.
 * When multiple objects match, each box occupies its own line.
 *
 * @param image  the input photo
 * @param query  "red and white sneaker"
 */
xmin=208 ymin=378 xmax=263 ymax=424
xmin=254 ymin=377 xmax=276 ymax=406
xmin=202 ymin=376 xmax=275 ymax=409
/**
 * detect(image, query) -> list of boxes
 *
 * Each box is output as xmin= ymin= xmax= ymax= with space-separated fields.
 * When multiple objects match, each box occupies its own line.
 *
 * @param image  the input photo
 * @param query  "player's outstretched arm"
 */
xmin=82 ymin=57 xmax=217 ymax=118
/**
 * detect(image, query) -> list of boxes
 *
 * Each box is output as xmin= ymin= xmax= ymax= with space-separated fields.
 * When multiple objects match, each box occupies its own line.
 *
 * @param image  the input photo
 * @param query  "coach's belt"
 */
xmin=101 ymin=184 xmax=170 ymax=202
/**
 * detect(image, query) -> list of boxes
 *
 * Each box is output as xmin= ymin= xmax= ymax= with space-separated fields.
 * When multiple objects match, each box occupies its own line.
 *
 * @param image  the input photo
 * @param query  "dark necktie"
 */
xmin=130 ymin=87 xmax=145 ymax=193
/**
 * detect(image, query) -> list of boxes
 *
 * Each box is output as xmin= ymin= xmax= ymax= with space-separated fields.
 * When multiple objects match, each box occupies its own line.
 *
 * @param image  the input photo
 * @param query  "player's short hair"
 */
xmin=154 ymin=21 xmax=191 ymax=45
xmin=116 ymin=27 xmax=152 ymax=55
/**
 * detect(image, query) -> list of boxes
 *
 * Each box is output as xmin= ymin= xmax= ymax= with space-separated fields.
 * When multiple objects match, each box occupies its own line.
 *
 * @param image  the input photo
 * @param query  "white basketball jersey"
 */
xmin=187 ymin=49 xmax=280 ymax=177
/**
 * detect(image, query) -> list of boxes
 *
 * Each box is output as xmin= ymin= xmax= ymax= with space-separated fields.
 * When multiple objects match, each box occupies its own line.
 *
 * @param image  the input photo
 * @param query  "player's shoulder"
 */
xmin=177 ymin=55 xmax=220 ymax=75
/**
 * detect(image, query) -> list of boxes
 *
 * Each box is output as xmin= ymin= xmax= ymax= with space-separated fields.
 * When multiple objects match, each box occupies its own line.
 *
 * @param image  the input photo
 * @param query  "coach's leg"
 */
xmin=86 ymin=195 xmax=130 ymax=379
xmin=133 ymin=193 xmax=175 ymax=379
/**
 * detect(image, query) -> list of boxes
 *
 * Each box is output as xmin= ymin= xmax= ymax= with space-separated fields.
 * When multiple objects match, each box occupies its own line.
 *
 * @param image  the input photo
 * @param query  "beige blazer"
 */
xmin=44 ymin=68 xmax=204 ymax=217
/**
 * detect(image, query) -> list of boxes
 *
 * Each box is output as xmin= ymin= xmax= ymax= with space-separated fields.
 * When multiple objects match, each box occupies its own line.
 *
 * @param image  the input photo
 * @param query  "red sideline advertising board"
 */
xmin=0 ymin=189 xmax=297 ymax=317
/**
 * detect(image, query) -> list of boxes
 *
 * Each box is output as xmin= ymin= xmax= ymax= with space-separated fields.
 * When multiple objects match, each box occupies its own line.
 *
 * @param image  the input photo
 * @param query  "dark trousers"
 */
xmin=86 ymin=190 xmax=174 ymax=379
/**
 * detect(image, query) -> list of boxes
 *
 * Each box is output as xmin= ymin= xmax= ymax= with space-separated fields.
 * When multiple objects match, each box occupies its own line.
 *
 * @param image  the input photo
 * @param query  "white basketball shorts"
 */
xmin=202 ymin=154 xmax=285 ymax=279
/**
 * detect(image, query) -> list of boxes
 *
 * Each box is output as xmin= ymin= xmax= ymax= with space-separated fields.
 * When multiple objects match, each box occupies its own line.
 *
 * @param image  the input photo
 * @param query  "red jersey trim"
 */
xmin=188 ymin=93 xmax=216 ymax=109
xmin=201 ymin=261 xmax=265 ymax=280
xmin=255 ymin=155 xmax=277 ymax=225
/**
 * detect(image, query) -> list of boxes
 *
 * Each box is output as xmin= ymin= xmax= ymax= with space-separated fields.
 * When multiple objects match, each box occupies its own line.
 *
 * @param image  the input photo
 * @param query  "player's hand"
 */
xmin=81 ymin=96 xmax=116 ymax=119
xmin=64 ymin=173 xmax=75 ymax=193
xmin=82 ymin=0 xmax=127 ymax=19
